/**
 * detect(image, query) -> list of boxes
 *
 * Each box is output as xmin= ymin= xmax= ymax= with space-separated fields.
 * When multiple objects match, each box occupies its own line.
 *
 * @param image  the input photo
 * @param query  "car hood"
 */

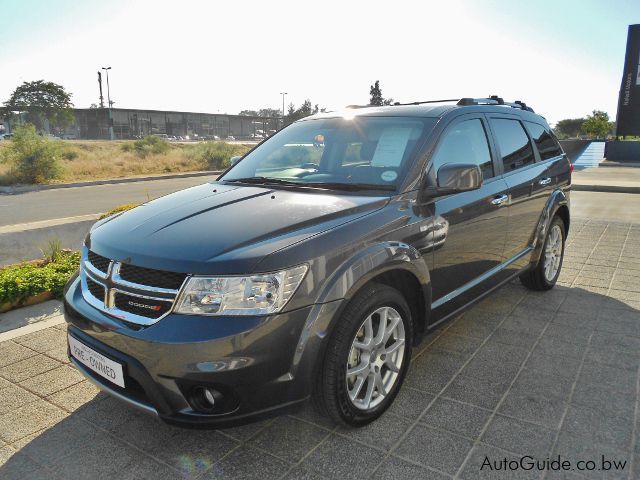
xmin=87 ymin=182 xmax=388 ymax=274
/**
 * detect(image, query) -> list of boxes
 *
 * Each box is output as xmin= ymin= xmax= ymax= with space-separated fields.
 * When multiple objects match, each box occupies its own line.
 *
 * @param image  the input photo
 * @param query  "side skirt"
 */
xmin=427 ymin=247 xmax=533 ymax=331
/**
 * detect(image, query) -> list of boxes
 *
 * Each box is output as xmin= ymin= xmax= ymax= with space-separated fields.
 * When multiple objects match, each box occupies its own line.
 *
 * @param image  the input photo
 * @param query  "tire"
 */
xmin=314 ymin=283 xmax=413 ymax=427
xmin=520 ymin=216 xmax=566 ymax=291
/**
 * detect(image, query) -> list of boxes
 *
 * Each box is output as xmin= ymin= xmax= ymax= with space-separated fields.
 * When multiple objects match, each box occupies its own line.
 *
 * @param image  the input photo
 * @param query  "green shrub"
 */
xmin=99 ymin=203 xmax=139 ymax=220
xmin=190 ymin=141 xmax=250 ymax=170
xmin=40 ymin=239 xmax=63 ymax=263
xmin=61 ymin=145 xmax=79 ymax=160
xmin=0 ymin=124 xmax=63 ymax=183
xmin=129 ymin=135 xmax=170 ymax=157
xmin=0 ymin=251 xmax=80 ymax=305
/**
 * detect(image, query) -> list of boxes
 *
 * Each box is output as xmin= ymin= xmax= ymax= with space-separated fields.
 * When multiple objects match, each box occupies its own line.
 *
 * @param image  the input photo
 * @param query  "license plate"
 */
xmin=68 ymin=335 xmax=125 ymax=388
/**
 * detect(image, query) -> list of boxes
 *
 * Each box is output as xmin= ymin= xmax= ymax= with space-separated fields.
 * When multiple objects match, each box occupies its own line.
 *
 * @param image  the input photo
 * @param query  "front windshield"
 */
xmin=221 ymin=116 xmax=436 ymax=191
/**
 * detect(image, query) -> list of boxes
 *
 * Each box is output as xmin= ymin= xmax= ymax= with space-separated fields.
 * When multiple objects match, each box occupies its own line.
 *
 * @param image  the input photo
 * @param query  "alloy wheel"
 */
xmin=543 ymin=224 xmax=563 ymax=282
xmin=345 ymin=306 xmax=405 ymax=410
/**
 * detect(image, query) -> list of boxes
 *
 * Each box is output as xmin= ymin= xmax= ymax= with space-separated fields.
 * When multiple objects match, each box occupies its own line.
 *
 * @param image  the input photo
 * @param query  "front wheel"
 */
xmin=520 ymin=216 xmax=566 ymax=291
xmin=315 ymin=283 xmax=413 ymax=426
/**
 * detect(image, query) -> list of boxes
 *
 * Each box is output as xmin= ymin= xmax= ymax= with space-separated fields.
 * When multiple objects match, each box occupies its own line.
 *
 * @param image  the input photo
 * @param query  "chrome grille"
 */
xmin=86 ymin=277 xmax=105 ymax=301
xmin=88 ymin=250 xmax=110 ymax=273
xmin=119 ymin=263 xmax=187 ymax=290
xmin=81 ymin=249 xmax=187 ymax=326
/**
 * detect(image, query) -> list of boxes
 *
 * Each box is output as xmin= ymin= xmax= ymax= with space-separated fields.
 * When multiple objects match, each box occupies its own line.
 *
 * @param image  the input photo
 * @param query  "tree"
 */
xmin=554 ymin=118 xmax=585 ymax=139
xmin=239 ymin=108 xmax=282 ymax=118
xmin=369 ymin=80 xmax=383 ymax=106
xmin=2 ymin=80 xmax=74 ymax=133
xmin=369 ymin=80 xmax=394 ymax=106
xmin=581 ymin=110 xmax=614 ymax=139
xmin=258 ymin=108 xmax=282 ymax=118
xmin=283 ymin=99 xmax=321 ymax=125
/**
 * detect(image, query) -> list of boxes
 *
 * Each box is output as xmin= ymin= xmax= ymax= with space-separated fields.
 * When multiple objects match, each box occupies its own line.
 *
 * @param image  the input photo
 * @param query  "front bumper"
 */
xmin=63 ymin=276 xmax=342 ymax=428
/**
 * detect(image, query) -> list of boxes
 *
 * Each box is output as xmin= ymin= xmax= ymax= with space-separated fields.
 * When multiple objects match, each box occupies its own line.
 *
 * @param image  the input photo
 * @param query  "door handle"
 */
xmin=491 ymin=194 xmax=509 ymax=206
xmin=538 ymin=177 xmax=552 ymax=186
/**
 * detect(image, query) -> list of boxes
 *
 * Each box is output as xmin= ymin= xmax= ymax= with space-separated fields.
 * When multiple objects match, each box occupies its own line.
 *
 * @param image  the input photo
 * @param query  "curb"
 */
xmin=0 ymin=170 xmax=222 ymax=194
xmin=572 ymin=184 xmax=640 ymax=194
xmin=0 ymin=315 xmax=65 ymax=342
xmin=0 ymin=213 xmax=101 ymax=235
xmin=599 ymin=161 xmax=640 ymax=168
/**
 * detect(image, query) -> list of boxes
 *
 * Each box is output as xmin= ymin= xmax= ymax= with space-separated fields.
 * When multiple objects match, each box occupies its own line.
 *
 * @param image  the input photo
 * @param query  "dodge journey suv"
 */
xmin=64 ymin=96 xmax=571 ymax=427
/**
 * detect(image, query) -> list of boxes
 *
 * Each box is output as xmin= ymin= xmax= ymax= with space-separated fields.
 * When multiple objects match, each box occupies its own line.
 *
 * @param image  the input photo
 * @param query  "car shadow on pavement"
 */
xmin=1 ymin=284 xmax=639 ymax=480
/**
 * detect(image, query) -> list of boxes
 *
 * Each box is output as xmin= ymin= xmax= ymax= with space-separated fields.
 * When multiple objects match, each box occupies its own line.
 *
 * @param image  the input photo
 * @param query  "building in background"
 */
xmin=66 ymin=108 xmax=280 ymax=140
xmin=0 ymin=108 xmax=280 ymax=140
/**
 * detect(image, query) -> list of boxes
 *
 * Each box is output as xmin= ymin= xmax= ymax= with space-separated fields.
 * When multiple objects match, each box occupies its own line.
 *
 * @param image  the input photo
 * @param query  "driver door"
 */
xmin=428 ymin=115 xmax=509 ymax=320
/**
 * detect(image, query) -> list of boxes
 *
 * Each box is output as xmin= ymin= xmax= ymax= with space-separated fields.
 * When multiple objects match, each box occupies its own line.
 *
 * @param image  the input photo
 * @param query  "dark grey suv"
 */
xmin=64 ymin=96 xmax=571 ymax=427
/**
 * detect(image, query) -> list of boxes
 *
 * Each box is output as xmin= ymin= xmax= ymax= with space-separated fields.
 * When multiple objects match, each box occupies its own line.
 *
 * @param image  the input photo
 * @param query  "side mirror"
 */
xmin=229 ymin=155 xmax=242 ymax=167
xmin=422 ymin=163 xmax=482 ymax=198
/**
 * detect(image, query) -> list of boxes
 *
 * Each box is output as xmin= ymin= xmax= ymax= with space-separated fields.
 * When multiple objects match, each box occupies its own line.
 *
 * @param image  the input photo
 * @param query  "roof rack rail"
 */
xmin=392 ymin=99 xmax=460 ymax=106
xmin=345 ymin=96 xmax=534 ymax=112
xmin=457 ymin=96 xmax=534 ymax=112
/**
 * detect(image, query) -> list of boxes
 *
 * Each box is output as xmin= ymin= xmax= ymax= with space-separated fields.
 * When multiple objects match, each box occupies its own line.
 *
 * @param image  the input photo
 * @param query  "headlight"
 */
xmin=175 ymin=265 xmax=308 ymax=316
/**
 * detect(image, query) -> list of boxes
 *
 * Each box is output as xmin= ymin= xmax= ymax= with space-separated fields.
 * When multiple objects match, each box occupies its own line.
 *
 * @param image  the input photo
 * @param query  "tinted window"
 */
xmin=526 ymin=122 xmax=563 ymax=160
xmin=432 ymin=119 xmax=494 ymax=180
xmin=490 ymin=119 xmax=535 ymax=172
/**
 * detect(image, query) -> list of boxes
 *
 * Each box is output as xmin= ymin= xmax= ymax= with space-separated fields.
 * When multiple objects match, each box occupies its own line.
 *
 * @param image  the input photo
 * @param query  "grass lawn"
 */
xmin=0 ymin=139 xmax=251 ymax=185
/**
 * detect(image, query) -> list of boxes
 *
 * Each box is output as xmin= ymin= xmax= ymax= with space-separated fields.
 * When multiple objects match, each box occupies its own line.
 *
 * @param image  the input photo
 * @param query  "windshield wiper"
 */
xmin=223 ymin=176 xmax=303 ymax=187
xmin=303 ymin=182 xmax=396 ymax=192
xmin=223 ymin=177 xmax=395 ymax=192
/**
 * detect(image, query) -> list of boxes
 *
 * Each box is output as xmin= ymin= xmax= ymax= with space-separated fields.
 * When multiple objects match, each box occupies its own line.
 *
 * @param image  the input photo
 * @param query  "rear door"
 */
xmin=487 ymin=116 xmax=549 ymax=272
xmin=429 ymin=114 xmax=509 ymax=319
xmin=524 ymin=120 xmax=566 ymax=203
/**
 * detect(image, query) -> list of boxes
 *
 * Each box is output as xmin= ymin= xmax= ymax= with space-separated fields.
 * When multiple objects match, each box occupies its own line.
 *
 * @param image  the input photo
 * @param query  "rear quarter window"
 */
xmin=525 ymin=121 xmax=563 ymax=160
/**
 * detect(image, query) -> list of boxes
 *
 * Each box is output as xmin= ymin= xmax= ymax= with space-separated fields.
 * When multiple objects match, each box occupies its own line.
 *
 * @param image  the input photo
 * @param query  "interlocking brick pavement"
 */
xmin=0 ymin=218 xmax=638 ymax=479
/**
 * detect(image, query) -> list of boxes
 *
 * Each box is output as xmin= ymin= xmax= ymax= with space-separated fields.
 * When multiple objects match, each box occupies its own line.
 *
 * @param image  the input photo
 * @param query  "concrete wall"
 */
xmin=0 ymin=220 xmax=95 ymax=267
xmin=605 ymin=141 xmax=640 ymax=162
xmin=559 ymin=140 xmax=592 ymax=162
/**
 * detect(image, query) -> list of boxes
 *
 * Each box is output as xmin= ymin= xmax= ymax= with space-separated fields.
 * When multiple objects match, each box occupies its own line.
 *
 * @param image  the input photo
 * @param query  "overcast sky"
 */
xmin=1 ymin=0 xmax=638 ymax=124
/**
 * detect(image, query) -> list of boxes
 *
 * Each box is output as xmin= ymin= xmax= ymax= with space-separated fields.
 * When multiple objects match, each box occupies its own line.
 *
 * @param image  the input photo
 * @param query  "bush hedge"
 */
xmin=0 ymin=124 xmax=63 ymax=183
xmin=121 ymin=135 xmax=170 ymax=157
xmin=99 ymin=203 xmax=139 ymax=220
xmin=189 ymin=141 xmax=250 ymax=170
xmin=0 ymin=251 xmax=81 ymax=306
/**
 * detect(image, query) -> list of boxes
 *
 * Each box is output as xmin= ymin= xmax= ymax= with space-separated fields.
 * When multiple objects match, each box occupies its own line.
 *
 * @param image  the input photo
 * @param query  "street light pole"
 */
xmin=102 ymin=67 xmax=114 ymax=140
xmin=280 ymin=92 xmax=287 ymax=129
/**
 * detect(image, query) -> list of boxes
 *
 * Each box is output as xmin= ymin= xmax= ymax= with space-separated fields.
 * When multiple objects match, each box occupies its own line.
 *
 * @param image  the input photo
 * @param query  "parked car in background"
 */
xmin=226 ymin=135 xmax=236 ymax=141
xmin=0 ymin=133 xmax=13 ymax=140
xmin=64 ymin=96 xmax=571 ymax=428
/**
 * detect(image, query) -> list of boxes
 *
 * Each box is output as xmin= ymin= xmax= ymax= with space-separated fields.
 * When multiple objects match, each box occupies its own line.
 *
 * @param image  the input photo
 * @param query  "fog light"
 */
xmin=204 ymin=388 xmax=216 ymax=406
xmin=190 ymin=386 xmax=223 ymax=413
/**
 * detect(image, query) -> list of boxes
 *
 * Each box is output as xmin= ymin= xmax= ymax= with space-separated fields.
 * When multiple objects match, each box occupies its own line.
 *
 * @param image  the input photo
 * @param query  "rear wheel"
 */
xmin=520 ymin=216 xmax=565 ymax=291
xmin=315 ymin=283 xmax=413 ymax=426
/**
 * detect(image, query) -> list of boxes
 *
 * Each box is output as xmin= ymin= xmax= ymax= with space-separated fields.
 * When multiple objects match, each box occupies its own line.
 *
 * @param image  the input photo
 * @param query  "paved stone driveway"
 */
xmin=0 ymin=218 xmax=639 ymax=480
